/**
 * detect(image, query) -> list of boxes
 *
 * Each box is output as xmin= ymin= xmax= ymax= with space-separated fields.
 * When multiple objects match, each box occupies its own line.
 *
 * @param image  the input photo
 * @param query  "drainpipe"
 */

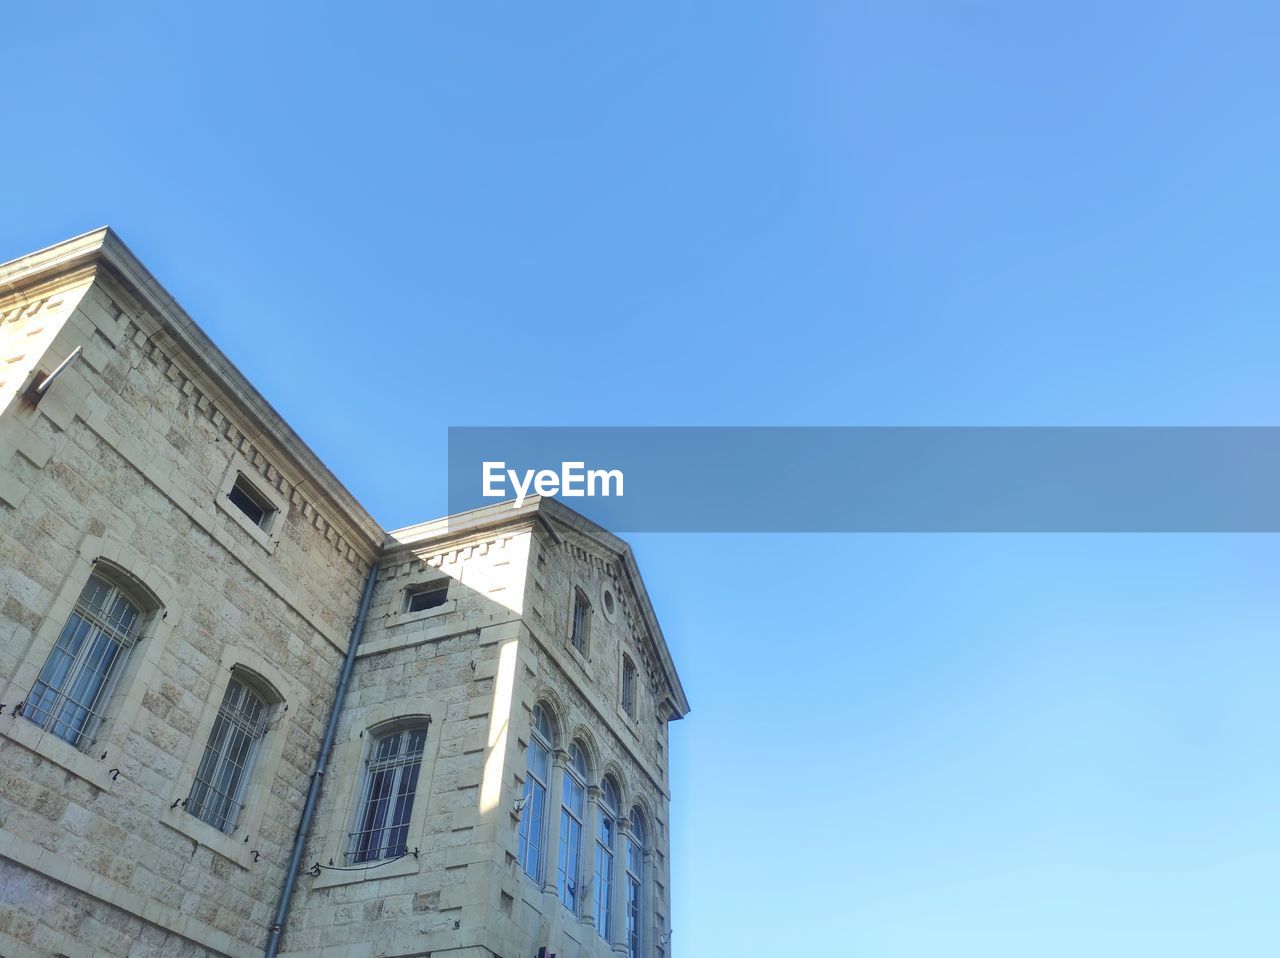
xmin=265 ymin=560 xmax=379 ymax=958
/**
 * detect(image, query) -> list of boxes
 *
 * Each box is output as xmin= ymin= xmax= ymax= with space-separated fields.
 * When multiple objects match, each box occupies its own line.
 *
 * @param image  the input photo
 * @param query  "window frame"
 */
xmin=404 ymin=580 xmax=450 ymax=614
xmin=216 ymin=455 xmax=289 ymax=553
xmin=21 ymin=569 xmax=151 ymax=750
xmin=227 ymin=474 xmax=276 ymax=531
xmin=346 ymin=722 xmax=431 ymax=864
xmin=569 ymin=588 xmax=592 ymax=657
xmin=0 ymin=535 xmax=179 ymax=794
xmin=160 ymin=647 xmax=299 ymax=868
xmin=519 ymin=704 xmax=555 ymax=885
xmin=595 ymin=776 xmax=620 ymax=940
xmin=311 ymin=701 xmax=444 ymax=889
xmin=621 ymin=654 xmax=638 ymax=719
xmin=557 ymin=742 xmax=589 ymax=912
xmin=599 ymin=582 xmax=619 ymax=622
xmin=382 ymin=574 xmax=458 ymax=631
xmin=185 ymin=672 xmax=274 ymax=834
xmin=625 ymin=809 xmax=647 ymax=958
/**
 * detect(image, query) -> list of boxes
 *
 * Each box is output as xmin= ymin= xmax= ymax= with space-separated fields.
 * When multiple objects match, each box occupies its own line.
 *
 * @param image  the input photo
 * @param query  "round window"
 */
xmin=599 ymin=582 xmax=620 ymax=622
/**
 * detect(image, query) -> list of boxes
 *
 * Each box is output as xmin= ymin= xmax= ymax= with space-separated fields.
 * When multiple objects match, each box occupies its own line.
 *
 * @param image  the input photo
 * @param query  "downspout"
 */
xmin=265 ymin=560 xmax=379 ymax=958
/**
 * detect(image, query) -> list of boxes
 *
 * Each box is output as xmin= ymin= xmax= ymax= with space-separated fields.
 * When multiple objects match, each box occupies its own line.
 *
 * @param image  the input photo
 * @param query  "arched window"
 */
xmin=519 ymin=704 xmax=554 ymax=882
xmin=595 ymin=776 xmax=620 ymax=939
xmin=186 ymin=672 xmax=273 ymax=833
xmin=557 ymin=742 xmax=588 ymax=910
xmin=626 ymin=808 xmax=647 ymax=958
xmin=347 ymin=722 xmax=430 ymax=863
xmin=24 ymin=567 xmax=151 ymax=749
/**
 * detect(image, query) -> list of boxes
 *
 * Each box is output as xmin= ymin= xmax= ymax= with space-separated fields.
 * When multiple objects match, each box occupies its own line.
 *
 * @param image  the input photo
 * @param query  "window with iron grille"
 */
xmin=24 ymin=571 xmax=146 ymax=749
xmin=570 ymin=590 xmax=590 ymax=654
xmin=187 ymin=675 xmax=270 ymax=833
xmin=622 ymin=655 xmax=637 ymax=718
xmin=519 ymin=704 xmax=553 ymax=882
xmin=557 ymin=742 xmax=588 ymax=911
xmin=347 ymin=724 xmax=429 ymax=863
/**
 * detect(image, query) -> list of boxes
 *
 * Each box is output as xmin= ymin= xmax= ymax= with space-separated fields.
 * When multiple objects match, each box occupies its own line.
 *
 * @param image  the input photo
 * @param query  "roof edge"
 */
xmin=387 ymin=497 xmax=691 ymax=718
xmin=2 ymin=232 xmax=689 ymax=716
xmin=0 ymin=228 xmax=385 ymax=556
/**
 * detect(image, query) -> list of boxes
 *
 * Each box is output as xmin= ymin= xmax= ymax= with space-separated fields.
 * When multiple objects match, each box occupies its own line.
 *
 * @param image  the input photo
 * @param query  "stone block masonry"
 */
xmin=0 ymin=229 xmax=688 ymax=958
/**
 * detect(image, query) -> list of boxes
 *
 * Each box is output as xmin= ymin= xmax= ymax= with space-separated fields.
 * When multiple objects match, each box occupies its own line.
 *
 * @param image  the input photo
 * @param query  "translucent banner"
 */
xmin=447 ymin=427 xmax=1280 ymax=532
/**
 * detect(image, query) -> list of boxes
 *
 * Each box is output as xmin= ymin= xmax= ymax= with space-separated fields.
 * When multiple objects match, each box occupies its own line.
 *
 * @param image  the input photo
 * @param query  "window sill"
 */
xmin=615 ymin=706 xmax=641 ymax=740
xmin=159 ymin=805 xmax=252 ymax=869
xmin=383 ymin=599 xmax=458 ymax=630
xmin=516 ymin=865 xmax=548 ymax=904
xmin=356 ymin=622 xmax=479 ymax=660
xmin=310 ymin=851 xmax=419 ymax=889
xmin=559 ymin=897 xmax=589 ymax=923
xmin=0 ymin=714 xmax=118 ymax=792
xmin=564 ymin=640 xmax=591 ymax=672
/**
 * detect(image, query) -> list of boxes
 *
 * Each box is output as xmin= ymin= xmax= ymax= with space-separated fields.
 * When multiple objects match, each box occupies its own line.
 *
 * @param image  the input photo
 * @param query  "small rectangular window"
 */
xmin=405 ymin=582 xmax=449 ymax=613
xmin=228 ymin=475 xmax=275 ymax=530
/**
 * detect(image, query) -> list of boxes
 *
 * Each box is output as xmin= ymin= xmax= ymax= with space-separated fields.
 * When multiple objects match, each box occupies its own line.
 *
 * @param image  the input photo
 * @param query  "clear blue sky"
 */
xmin=5 ymin=4 xmax=1280 ymax=954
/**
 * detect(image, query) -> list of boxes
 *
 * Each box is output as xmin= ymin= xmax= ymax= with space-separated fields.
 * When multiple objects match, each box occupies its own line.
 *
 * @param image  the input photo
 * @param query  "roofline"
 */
xmin=2 ymin=231 xmax=688 ymax=716
xmin=0 ymin=227 xmax=385 ymax=556
xmin=386 ymin=496 xmax=561 ymax=550
xmin=388 ymin=497 xmax=691 ymax=718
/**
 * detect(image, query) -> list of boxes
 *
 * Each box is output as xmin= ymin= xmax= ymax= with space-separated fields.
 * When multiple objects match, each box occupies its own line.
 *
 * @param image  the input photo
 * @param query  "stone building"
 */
xmin=0 ymin=229 xmax=689 ymax=958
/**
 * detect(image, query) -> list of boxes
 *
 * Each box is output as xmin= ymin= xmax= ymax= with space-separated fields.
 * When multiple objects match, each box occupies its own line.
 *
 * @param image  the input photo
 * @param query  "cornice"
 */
xmin=388 ymin=497 xmax=691 ymax=719
xmin=0 ymin=227 xmax=384 ymax=559
xmin=1 ymin=231 xmax=690 ymax=717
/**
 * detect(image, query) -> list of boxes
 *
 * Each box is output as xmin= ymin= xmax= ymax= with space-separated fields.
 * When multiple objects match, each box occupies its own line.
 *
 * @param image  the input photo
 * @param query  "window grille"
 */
xmin=571 ymin=591 xmax=590 ymax=653
xmin=24 ymin=573 xmax=143 ymax=749
xmin=187 ymin=676 xmax=270 ymax=833
xmin=347 ymin=725 xmax=429 ymax=863
xmin=622 ymin=656 xmax=636 ymax=717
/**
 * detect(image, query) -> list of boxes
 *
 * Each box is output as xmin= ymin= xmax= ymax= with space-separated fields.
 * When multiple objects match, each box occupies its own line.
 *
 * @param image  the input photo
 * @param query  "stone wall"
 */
xmin=281 ymin=515 xmax=676 ymax=958
xmin=0 ymin=231 xmax=684 ymax=958
xmin=503 ymin=527 xmax=674 ymax=958
xmin=280 ymin=526 xmax=531 ymax=958
xmin=0 ymin=264 xmax=378 ymax=958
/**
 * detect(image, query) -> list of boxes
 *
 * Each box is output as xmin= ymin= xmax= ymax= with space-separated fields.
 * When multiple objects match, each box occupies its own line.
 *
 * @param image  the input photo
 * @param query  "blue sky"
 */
xmin=5 ymin=3 xmax=1280 ymax=954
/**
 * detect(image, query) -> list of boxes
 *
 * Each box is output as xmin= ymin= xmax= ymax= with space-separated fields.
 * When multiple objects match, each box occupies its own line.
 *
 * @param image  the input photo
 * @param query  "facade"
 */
xmin=0 ymin=229 xmax=689 ymax=958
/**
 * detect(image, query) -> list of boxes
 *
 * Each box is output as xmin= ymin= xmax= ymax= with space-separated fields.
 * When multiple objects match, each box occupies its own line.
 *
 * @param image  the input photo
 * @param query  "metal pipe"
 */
xmin=23 ymin=345 xmax=83 ymax=405
xmin=264 ymin=560 xmax=379 ymax=957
